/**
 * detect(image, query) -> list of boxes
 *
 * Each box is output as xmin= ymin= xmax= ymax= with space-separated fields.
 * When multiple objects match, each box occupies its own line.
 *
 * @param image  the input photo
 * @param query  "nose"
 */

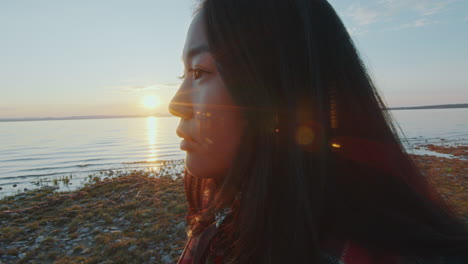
xmin=169 ymin=82 xmax=193 ymax=119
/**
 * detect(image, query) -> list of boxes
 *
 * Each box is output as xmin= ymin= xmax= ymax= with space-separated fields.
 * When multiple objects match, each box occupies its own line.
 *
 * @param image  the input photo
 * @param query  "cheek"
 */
xmin=185 ymin=76 xmax=244 ymax=178
xmin=186 ymin=111 xmax=244 ymax=179
xmin=208 ymin=115 xmax=243 ymax=158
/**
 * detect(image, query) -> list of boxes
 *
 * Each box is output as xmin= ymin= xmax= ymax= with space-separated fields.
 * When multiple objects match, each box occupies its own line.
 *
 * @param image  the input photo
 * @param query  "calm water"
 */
xmin=391 ymin=108 xmax=468 ymax=146
xmin=1 ymin=108 xmax=467 ymax=197
xmin=0 ymin=117 xmax=183 ymax=197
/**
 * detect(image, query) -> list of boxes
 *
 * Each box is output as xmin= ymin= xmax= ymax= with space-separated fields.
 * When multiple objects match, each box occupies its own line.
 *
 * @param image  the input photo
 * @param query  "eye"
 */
xmin=179 ymin=68 xmax=209 ymax=81
xmin=193 ymin=69 xmax=205 ymax=80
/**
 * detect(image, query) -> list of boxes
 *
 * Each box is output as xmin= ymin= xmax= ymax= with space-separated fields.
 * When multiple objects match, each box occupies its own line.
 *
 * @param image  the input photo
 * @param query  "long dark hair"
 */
xmin=184 ymin=0 xmax=468 ymax=262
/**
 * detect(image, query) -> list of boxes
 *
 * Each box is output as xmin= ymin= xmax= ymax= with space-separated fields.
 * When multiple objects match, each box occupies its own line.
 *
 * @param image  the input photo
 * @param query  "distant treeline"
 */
xmin=1 ymin=103 xmax=467 ymax=122
xmin=0 ymin=114 xmax=172 ymax=122
xmin=388 ymin=103 xmax=468 ymax=111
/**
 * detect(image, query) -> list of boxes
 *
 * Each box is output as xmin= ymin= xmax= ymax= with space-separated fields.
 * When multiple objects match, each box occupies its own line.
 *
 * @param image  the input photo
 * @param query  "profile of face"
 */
xmin=169 ymin=13 xmax=245 ymax=179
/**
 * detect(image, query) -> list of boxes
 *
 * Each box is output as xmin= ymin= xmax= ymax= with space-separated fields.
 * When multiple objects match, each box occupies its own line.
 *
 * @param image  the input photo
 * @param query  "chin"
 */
xmin=185 ymin=152 xmax=228 ymax=179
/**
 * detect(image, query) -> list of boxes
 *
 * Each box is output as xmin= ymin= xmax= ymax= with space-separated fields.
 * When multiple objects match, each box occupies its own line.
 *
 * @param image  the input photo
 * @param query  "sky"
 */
xmin=0 ymin=0 xmax=467 ymax=118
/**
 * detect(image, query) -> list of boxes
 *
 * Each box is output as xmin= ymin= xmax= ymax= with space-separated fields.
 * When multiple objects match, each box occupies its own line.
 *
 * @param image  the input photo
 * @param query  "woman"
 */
xmin=169 ymin=0 xmax=468 ymax=263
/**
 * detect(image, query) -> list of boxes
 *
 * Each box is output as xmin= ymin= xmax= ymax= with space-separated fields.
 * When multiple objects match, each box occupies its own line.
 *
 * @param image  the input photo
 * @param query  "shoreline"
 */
xmin=2 ymin=142 xmax=466 ymax=199
xmin=0 ymin=145 xmax=466 ymax=263
xmin=0 ymin=160 xmax=186 ymax=200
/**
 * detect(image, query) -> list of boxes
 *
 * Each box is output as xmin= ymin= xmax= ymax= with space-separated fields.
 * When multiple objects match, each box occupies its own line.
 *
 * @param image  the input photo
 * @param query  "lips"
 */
xmin=176 ymin=129 xmax=198 ymax=151
xmin=180 ymin=139 xmax=196 ymax=151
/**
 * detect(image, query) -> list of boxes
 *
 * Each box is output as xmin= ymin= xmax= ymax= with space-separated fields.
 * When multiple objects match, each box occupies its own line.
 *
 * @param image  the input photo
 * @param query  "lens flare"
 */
xmin=296 ymin=125 xmax=315 ymax=146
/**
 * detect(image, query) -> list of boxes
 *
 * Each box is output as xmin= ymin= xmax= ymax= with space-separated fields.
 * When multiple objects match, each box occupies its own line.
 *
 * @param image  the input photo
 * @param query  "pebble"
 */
xmin=79 ymin=227 xmax=90 ymax=234
xmin=0 ymin=255 xmax=16 ymax=260
xmin=18 ymin=253 xmax=26 ymax=259
xmin=35 ymin=236 xmax=44 ymax=243
xmin=128 ymin=245 xmax=137 ymax=252
xmin=161 ymin=254 xmax=172 ymax=264
xmin=176 ymin=222 xmax=186 ymax=230
xmin=13 ymin=184 xmax=17 ymax=187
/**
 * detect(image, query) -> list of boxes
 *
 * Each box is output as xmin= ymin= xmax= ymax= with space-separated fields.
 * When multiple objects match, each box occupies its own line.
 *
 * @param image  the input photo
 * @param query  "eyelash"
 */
xmin=178 ymin=68 xmax=208 ymax=80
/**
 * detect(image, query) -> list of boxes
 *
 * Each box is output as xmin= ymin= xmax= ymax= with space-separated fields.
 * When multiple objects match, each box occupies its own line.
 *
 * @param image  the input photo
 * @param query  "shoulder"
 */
xmin=398 ymin=255 xmax=467 ymax=264
xmin=320 ymin=254 xmax=467 ymax=264
xmin=320 ymin=241 xmax=467 ymax=264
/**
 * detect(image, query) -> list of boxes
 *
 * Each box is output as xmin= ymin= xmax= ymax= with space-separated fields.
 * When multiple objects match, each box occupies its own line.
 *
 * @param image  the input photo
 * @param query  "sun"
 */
xmin=142 ymin=95 xmax=161 ymax=109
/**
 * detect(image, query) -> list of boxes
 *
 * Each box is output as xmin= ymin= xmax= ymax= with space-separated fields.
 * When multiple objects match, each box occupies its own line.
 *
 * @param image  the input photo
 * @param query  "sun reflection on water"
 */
xmin=146 ymin=117 xmax=158 ymax=162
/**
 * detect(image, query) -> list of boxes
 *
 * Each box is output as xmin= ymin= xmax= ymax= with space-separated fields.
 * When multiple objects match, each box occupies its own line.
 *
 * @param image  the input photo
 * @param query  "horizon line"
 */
xmin=1 ymin=103 xmax=467 ymax=122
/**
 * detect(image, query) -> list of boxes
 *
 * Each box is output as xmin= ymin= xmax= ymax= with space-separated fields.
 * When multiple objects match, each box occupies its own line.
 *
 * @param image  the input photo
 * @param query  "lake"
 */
xmin=1 ymin=108 xmax=467 ymax=197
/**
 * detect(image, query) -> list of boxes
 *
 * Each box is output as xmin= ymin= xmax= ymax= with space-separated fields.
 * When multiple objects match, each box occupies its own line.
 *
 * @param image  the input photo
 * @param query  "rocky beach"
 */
xmin=0 ymin=145 xmax=466 ymax=263
xmin=1 ymin=162 xmax=188 ymax=264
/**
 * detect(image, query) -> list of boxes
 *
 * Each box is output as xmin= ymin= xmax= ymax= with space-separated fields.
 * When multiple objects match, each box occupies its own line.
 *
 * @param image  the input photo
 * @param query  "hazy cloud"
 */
xmin=117 ymin=83 xmax=180 ymax=93
xmin=412 ymin=18 xmax=435 ymax=27
xmin=346 ymin=26 xmax=369 ymax=37
xmin=378 ymin=0 xmax=453 ymax=16
xmin=342 ymin=0 xmax=455 ymax=34
xmin=344 ymin=4 xmax=380 ymax=25
xmin=0 ymin=107 xmax=15 ymax=111
xmin=395 ymin=17 xmax=439 ymax=30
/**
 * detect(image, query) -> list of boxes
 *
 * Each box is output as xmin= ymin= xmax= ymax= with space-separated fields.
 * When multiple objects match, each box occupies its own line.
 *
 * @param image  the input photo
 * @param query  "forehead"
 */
xmin=183 ymin=13 xmax=210 ymax=60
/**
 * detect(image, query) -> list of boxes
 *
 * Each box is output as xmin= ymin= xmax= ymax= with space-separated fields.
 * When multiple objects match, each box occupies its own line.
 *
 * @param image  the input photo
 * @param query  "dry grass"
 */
xmin=0 ymin=165 xmax=187 ymax=263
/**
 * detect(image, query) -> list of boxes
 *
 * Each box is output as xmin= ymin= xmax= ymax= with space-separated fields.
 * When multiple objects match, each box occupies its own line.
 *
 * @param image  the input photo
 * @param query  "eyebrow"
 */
xmin=182 ymin=45 xmax=211 ymax=62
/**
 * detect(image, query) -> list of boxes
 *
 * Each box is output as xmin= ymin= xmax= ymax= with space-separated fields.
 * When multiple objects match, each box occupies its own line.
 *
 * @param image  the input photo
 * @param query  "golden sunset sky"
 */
xmin=1 ymin=0 xmax=467 ymax=118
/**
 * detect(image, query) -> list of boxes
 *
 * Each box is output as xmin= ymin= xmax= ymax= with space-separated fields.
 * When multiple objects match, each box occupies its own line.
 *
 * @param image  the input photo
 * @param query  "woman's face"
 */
xmin=169 ymin=14 xmax=245 ymax=179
